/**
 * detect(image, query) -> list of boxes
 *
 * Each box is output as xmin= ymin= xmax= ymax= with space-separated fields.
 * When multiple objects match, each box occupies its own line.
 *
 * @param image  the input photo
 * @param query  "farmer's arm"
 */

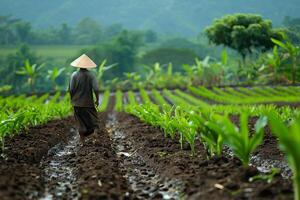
xmin=92 ymin=75 xmax=100 ymax=106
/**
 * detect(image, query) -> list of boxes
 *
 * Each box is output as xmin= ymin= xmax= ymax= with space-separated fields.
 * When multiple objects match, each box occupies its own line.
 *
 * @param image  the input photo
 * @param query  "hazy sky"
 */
xmin=0 ymin=0 xmax=299 ymax=36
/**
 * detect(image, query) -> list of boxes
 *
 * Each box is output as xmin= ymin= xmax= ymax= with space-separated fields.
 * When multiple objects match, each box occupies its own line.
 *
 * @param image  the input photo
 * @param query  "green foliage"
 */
xmin=98 ymin=90 xmax=110 ymax=112
xmin=127 ymin=91 xmax=137 ymax=105
xmin=140 ymin=88 xmax=151 ymax=104
xmin=0 ymin=93 xmax=72 ymax=152
xmin=283 ymin=16 xmax=300 ymax=44
xmin=16 ymin=60 xmax=44 ymax=92
xmin=46 ymin=67 xmax=65 ymax=90
xmin=215 ymin=114 xmax=266 ymax=166
xmin=115 ymin=90 xmax=123 ymax=112
xmin=271 ymin=33 xmax=300 ymax=83
xmin=268 ymin=113 xmax=300 ymax=200
xmin=84 ymin=30 xmax=144 ymax=80
xmin=95 ymin=59 xmax=117 ymax=90
xmin=206 ymin=13 xmax=283 ymax=59
xmin=140 ymin=48 xmax=200 ymax=71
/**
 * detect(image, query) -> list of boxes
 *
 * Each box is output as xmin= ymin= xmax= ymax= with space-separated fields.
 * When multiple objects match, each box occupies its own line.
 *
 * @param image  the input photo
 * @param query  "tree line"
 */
xmin=0 ymin=15 xmax=158 ymax=45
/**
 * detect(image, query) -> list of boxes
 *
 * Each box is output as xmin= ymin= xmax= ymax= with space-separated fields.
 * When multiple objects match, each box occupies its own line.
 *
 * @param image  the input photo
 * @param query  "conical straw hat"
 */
xmin=70 ymin=54 xmax=97 ymax=69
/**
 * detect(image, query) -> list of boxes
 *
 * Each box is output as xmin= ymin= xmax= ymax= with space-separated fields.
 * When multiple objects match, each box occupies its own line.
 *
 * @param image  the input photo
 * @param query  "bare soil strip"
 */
xmin=39 ymin=128 xmax=80 ymax=199
xmin=107 ymin=112 xmax=184 ymax=199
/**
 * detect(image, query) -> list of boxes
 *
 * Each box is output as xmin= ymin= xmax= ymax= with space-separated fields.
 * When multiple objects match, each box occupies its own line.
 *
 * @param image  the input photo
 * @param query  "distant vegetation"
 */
xmin=205 ymin=14 xmax=283 ymax=60
xmin=0 ymin=13 xmax=299 ymax=94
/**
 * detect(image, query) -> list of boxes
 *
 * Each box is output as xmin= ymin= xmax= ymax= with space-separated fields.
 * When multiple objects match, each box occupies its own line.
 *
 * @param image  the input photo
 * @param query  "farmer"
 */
xmin=69 ymin=54 xmax=100 ymax=143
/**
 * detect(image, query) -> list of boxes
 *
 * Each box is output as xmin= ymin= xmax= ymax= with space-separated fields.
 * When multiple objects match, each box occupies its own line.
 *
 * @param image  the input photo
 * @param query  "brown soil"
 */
xmin=116 ymin=112 xmax=293 ymax=200
xmin=0 ymin=110 xmax=135 ymax=200
xmin=0 ymin=117 xmax=74 ymax=200
xmin=0 ymin=93 xmax=296 ymax=200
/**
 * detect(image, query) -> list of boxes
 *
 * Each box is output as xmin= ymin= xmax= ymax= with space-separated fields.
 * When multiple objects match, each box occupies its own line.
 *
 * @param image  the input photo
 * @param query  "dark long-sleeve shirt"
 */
xmin=69 ymin=69 xmax=99 ymax=107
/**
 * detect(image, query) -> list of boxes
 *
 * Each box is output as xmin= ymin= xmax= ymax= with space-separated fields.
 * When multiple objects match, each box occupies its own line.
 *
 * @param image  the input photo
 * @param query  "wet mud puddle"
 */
xmin=106 ymin=112 xmax=185 ymax=199
xmin=39 ymin=128 xmax=80 ymax=200
xmin=250 ymin=154 xmax=292 ymax=178
xmin=224 ymin=147 xmax=292 ymax=178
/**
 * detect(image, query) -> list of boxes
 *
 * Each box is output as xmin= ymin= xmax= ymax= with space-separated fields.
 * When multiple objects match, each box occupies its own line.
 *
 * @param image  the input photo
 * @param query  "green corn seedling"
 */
xmin=268 ymin=113 xmax=300 ymax=200
xmin=215 ymin=114 xmax=267 ymax=166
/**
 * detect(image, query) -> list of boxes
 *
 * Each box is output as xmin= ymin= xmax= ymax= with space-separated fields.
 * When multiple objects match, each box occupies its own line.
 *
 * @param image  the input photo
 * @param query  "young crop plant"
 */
xmin=0 ymin=93 xmax=72 ymax=152
xmin=140 ymin=88 xmax=152 ymax=104
xmin=200 ymin=113 xmax=224 ymax=158
xmin=98 ymin=90 xmax=110 ymax=112
xmin=159 ymin=105 xmax=177 ymax=139
xmin=215 ymin=113 xmax=267 ymax=166
xmin=174 ymin=106 xmax=199 ymax=155
xmin=151 ymin=89 xmax=170 ymax=109
xmin=173 ymin=89 xmax=209 ymax=108
xmin=115 ymin=90 xmax=123 ymax=112
xmin=127 ymin=91 xmax=137 ymax=105
xmin=268 ymin=113 xmax=300 ymax=200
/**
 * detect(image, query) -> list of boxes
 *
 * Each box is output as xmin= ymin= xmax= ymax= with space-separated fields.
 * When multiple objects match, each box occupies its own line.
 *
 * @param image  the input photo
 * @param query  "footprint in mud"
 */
xmin=107 ymin=112 xmax=185 ymax=200
xmin=39 ymin=128 xmax=80 ymax=200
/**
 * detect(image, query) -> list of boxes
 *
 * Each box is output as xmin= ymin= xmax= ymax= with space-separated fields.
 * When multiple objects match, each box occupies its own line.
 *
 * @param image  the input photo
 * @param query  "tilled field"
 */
xmin=0 ymin=86 xmax=299 ymax=200
xmin=0 ymin=111 xmax=294 ymax=200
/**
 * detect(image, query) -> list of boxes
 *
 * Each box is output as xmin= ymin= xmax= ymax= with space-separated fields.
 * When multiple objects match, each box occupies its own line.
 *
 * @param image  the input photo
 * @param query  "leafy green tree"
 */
xmin=57 ymin=23 xmax=72 ymax=44
xmin=103 ymin=23 xmax=123 ymax=40
xmin=74 ymin=17 xmax=102 ymax=44
xmin=144 ymin=30 xmax=158 ymax=43
xmin=16 ymin=60 xmax=44 ymax=92
xmin=205 ymin=14 xmax=283 ymax=61
xmin=14 ymin=21 xmax=31 ymax=43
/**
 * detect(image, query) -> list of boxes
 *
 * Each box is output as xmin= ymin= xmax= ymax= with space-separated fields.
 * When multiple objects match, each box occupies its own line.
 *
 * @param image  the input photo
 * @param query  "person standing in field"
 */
xmin=69 ymin=54 xmax=100 ymax=143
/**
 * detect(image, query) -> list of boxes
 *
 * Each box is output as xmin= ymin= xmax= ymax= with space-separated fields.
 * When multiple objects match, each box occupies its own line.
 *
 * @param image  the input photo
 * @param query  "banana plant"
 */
xmin=268 ymin=113 xmax=300 ymax=200
xmin=16 ymin=60 xmax=44 ymax=92
xmin=271 ymin=34 xmax=300 ymax=84
xmin=264 ymin=46 xmax=282 ymax=82
xmin=215 ymin=114 xmax=267 ymax=166
xmin=47 ymin=67 xmax=65 ymax=90
xmin=96 ymin=59 xmax=118 ymax=90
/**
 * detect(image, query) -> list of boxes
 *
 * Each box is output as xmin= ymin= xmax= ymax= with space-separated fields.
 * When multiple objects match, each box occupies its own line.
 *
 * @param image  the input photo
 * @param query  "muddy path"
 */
xmin=107 ymin=112 xmax=185 ymax=199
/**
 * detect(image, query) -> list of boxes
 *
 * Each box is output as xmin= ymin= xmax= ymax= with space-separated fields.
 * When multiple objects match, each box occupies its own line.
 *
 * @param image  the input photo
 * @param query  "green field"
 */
xmin=0 ymin=45 xmax=92 ymax=65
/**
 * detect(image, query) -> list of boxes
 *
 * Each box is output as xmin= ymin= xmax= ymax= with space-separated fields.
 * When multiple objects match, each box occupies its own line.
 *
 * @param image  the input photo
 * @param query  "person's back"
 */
xmin=69 ymin=69 xmax=99 ymax=107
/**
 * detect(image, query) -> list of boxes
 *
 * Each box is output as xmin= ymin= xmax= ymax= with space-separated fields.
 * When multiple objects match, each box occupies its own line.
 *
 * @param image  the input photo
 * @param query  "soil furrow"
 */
xmin=107 ymin=112 xmax=184 ymax=199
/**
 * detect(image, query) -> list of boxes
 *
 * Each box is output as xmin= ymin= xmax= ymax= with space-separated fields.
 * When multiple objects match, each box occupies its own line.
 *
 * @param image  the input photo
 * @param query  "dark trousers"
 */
xmin=74 ymin=106 xmax=99 ymax=137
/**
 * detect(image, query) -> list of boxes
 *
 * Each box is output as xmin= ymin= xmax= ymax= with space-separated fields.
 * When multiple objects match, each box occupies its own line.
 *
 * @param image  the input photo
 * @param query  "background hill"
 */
xmin=0 ymin=0 xmax=299 ymax=36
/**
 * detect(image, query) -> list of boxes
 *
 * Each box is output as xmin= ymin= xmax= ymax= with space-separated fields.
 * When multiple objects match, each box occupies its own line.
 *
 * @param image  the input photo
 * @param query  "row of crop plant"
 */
xmin=122 ymin=89 xmax=300 ymax=200
xmin=188 ymin=86 xmax=300 ymax=104
xmin=0 ymin=92 xmax=72 ymax=152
